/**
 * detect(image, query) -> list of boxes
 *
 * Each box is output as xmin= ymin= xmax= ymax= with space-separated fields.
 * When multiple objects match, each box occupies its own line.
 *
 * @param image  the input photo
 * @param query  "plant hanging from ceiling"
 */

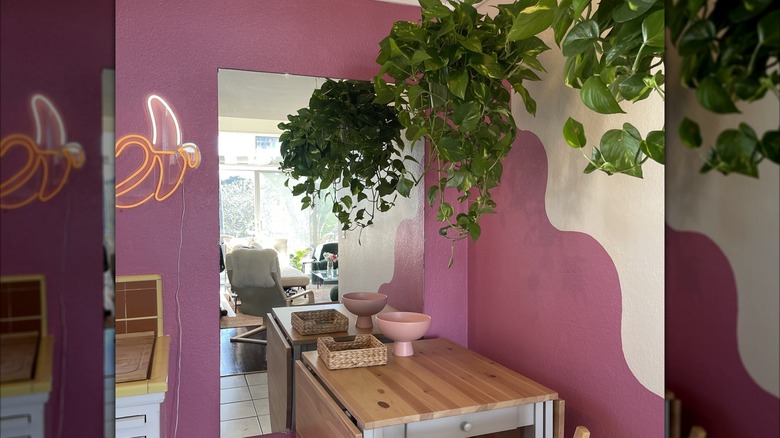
xmin=554 ymin=0 xmax=666 ymax=178
xmin=373 ymin=0 xmax=554 ymax=260
xmin=668 ymin=0 xmax=779 ymax=177
xmin=278 ymin=78 xmax=415 ymax=233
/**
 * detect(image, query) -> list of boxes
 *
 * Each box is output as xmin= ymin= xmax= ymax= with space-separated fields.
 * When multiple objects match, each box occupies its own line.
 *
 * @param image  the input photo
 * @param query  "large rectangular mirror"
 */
xmin=216 ymin=69 xmax=424 ymax=435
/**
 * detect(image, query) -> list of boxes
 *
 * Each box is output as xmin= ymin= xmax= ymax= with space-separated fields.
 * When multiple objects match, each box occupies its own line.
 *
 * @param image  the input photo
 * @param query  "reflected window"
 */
xmin=218 ymin=133 xmax=338 ymax=257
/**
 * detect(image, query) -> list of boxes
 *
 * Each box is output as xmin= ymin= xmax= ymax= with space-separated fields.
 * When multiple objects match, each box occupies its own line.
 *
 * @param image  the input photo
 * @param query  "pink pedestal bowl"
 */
xmin=341 ymin=292 xmax=388 ymax=329
xmin=376 ymin=312 xmax=432 ymax=356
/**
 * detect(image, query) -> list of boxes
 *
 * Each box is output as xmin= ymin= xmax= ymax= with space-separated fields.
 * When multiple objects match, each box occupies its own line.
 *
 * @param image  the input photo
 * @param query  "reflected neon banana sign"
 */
xmin=0 ymin=95 xmax=85 ymax=209
xmin=115 ymin=95 xmax=201 ymax=208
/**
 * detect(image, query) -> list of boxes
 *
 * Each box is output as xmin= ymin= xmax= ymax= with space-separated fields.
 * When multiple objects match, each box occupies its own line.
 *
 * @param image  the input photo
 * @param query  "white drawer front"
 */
xmin=404 ymin=404 xmax=533 ymax=438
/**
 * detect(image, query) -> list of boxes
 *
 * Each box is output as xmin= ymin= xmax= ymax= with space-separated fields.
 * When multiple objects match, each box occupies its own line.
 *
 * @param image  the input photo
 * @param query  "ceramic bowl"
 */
xmin=341 ymin=292 xmax=388 ymax=329
xmin=376 ymin=311 xmax=431 ymax=356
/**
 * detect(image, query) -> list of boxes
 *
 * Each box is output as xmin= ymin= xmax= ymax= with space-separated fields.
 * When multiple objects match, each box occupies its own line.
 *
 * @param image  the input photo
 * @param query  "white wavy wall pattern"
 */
xmin=508 ymin=28 xmax=666 ymax=396
xmin=665 ymin=47 xmax=780 ymax=397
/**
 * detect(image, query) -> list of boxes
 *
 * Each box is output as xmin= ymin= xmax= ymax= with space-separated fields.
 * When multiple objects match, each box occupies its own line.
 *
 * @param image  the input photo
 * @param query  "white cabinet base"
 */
xmin=0 ymin=392 xmax=49 ymax=438
xmin=116 ymin=392 xmax=165 ymax=438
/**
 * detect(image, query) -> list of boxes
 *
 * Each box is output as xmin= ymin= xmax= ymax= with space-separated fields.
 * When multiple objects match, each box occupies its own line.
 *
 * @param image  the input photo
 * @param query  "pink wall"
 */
xmin=115 ymin=1 xmax=420 ymax=436
xmin=463 ymin=131 xmax=663 ymax=436
xmin=666 ymin=225 xmax=780 ymax=436
xmin=0 ymin=0 xmax=113 ymax=436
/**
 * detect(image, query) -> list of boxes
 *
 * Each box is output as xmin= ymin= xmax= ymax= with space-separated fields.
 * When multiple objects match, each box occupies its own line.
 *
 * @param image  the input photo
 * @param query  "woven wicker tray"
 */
xmin=317 ymin=334 xmax=387 ymax=370
xmin=291 ymin=309 xmax=349 ymax=335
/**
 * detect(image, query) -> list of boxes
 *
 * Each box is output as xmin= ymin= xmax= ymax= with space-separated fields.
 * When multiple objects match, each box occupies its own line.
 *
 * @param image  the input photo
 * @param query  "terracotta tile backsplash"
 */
xmin=114 ymin=275 xmax=162 ymax=337
xmin=0 ymin=278 xmax=44 ymax=334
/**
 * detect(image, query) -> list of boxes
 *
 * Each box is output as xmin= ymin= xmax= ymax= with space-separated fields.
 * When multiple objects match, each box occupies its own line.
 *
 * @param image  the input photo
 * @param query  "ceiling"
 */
xmin=218 ymin=69 xmax=320 ymax=123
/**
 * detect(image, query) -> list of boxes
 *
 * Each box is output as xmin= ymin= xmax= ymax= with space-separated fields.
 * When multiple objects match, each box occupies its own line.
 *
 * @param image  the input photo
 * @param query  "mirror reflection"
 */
xmin=216 ymin=69 xmax=424 ymax=435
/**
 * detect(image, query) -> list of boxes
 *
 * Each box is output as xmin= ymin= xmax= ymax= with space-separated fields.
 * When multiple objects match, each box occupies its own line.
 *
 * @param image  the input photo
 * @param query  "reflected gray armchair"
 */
xmin=226 ymin=248 xmax=314 ymax=344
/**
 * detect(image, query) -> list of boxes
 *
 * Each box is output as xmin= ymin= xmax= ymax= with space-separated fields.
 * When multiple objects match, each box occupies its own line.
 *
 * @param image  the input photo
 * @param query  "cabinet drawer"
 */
xmin=294 ymin=361 xmax=361 ymax=438
xmin=405 ymin=404 xmax=533 ymax=438
xmin=1 ymin=413 xmax=32 ymax=430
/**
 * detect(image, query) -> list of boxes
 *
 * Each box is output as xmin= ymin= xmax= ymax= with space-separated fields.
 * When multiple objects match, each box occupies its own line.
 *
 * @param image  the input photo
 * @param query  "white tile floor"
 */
xmin=220 ymin=372 xmax=271 ymax=438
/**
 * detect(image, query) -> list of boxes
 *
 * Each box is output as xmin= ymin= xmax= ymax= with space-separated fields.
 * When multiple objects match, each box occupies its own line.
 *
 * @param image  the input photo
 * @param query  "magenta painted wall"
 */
xmin=666 ymin=225 xmax=780 ymax=436
xmin=115 ymin=1 xmax=420 ymax=436
xmin=423 ymin=168 xmax=470 ymax=346
xmin=378 ymin=217 xmax=425 ymax=313
xmin=0 ymin=0 xmax=113 ymax=436
xmin=464 ymin=131 xmax=663 ymax=436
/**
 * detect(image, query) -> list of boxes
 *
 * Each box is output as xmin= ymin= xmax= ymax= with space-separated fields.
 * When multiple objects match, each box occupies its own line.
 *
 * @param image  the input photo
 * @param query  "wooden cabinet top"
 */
xmin=301 ymin=338 xmax=558 ymax=430
xmin=271 ymin=303 xmax=395 ymax=346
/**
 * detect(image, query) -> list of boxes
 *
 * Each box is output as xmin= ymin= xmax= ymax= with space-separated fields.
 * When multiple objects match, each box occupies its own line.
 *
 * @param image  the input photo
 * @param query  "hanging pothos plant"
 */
xmin=373 ymin=0 xmax=554 ymax=261
xmin=278 ymin=79 xmax=414 ymax=233
xmin=554 ymin=0 xmax=666 ymax=178
xmin=668 ymin=0 xmax=779 ymax=177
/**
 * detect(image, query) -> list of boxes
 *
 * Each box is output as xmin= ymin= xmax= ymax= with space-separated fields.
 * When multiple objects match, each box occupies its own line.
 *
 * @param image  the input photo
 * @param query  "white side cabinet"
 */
xmin=115 ymin=392 xmax=165 ymax=438
xmin=0 ymin=392 xmax=49 ymax=438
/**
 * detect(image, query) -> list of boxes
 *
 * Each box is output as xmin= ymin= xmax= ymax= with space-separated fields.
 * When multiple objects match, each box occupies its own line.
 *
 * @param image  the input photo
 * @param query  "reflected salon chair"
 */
xmin=226 ymin=248 xmax=314 ymax=344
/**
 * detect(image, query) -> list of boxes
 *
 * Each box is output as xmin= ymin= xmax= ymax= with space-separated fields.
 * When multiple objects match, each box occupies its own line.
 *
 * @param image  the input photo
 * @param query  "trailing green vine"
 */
xmin=373 ymin=0 xmax=553 ymax=259
xmin=555 ymin=0 xmax=666 ymax=178
xmin=278 ymin=79 xmax=414 ymax=233
xmin=668 ymin=0 xmax=779 ymax=177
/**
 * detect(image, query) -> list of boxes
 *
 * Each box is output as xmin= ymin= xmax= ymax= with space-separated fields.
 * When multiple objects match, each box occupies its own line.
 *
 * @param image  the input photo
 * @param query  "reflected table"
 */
xmin=267 ymin=302 xmax=395 ymax=433
xmin=311 ymin=269 xmax=338 ymax=287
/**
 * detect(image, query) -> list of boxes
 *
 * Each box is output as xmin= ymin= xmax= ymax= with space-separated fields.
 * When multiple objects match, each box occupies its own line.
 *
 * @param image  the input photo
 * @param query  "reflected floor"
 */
xmin=220 ymin=372 xmax=269 ymax=438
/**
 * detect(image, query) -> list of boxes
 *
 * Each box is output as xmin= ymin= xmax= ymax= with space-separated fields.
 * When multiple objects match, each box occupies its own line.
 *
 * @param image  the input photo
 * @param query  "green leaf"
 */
xmin=453 ymin=101 xmax=482 ymax=132
xmin=572 ymin=0 xmax=591 ymax=18
xmin=423 ymin=4 xmax=452 ymax=19
xmin=468 ymin=221 xmax=482 ymax=241
xmin=599 ymin=124 xmax=644 ymax=178
xmin=447 ymin=69 xmax=469 ymax=99
xmin=458 ymin=34 xmax=483 ymax=53
xmin=411 ymin=49 xmax=433 ymax=65
xmin=678 ymin=20 xmax=716 ymax=56
xmin=427 ymin=185 xmax=439 ymax=207
xmin=510 ymin=80 xmax=537 ymax=116
xmin=642 ymin=129 xmax=665 ymax=164
xmin=641 ymin=10 xmax=664 ymax=48
xmin=373 ymin=76 xmax=394 ymax=104
xmin=758 ymin=10 xmax=780 ymax=49
xmin=552 ymin=0 xmax=574 ymax=46
xmin=437 ymin=202 xmax=454 ymax=221
xmin=469 ymin=53 xmax=504 ymax=79
xmin=619 ymin=74 xmax=651 ymax=102
xmin=562 ymin=19 xmax=600 ymax=57
xmin=696 ymin=77 xmax=740 ymax=114
xmin=715 ymin=128 xmax=759 ymax=177
xmin=563 ymin=117 xmax=587 ymax=148
xmin=612 ymin=0 xmax=655 ymax=23
xmin=760 ymin=130 xmax=780 ymax=164
xmin=507 ymin=0 xmax=557 ymax=42
xmin=396 ymin=177 xmax=414 ymax=197
xmin=679 ymin=117 xmax=702 ymax=149
xmin=581 ymin=76 xmax=625 ymax=114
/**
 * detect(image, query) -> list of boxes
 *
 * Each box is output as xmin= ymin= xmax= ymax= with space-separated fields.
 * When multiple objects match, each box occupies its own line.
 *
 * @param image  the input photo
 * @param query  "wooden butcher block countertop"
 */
xmin=0 ymin=331 xmax=39 ymax=383
xmin=301 ymin=337 xmax=558 ymax=430
xmin=115 ymin=331 xmax=155 ymax=384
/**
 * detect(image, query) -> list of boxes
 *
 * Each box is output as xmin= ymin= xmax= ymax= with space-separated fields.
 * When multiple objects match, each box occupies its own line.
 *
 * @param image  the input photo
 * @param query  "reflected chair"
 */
xmin=226 ymin=248 xmax=314 ymax=344
xmin=310 ymin=241 xmax=338 ymax=271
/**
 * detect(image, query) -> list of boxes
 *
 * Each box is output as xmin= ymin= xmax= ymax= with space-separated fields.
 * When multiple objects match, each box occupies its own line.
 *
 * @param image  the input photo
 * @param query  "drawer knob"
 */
xmin=460 ymin=421 xmax=473 ymax=432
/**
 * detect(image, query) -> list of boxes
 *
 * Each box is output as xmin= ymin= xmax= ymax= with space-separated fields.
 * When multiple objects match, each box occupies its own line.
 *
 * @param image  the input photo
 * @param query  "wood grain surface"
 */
xmin=302 ymin=338 xmax=558 ymax=430
xmin=0 ymin=331 xmax=39 ymax=382
xmin=295 ymin=361 xmax=362 ymax=438
xmin=115 ymin=331 xmax=155 ymax=383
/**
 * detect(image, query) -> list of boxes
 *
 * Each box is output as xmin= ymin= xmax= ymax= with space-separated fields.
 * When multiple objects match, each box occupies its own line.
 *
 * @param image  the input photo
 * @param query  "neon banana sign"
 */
xmin=115 ymin=95 xmax=201 ymax=208
xmin=0 ymin=95 xmax=85 ymax=209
